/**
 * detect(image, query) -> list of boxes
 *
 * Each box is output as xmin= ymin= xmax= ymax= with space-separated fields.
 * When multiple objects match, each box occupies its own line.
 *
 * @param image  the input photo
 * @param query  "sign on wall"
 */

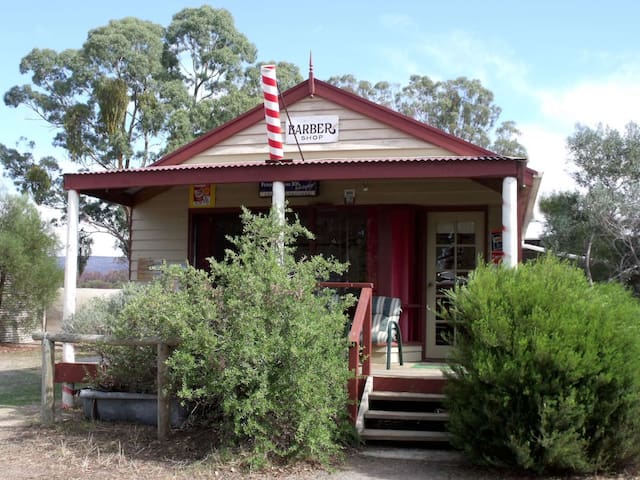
xmin=189 ymin=184 xmax=216 ymax=208
xmin=285 ymin=115 xmax=339 ymax=144
xmin=259 ymin=181 xmax=318 ymax=197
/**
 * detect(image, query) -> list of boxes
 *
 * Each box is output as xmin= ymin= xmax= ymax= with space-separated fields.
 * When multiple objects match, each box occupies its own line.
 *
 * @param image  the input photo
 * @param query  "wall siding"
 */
xmin=184 ymin=97 xmax=454 ymax=164
xmin=129 ymin=95 xmax=504 ymax=275
xmin=130 ymin=187 xmax=189 ymax=281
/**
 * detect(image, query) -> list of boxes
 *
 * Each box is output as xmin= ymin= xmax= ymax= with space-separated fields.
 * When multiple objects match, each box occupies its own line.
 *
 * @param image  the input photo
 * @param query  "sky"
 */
xmin=1 ymin=0 xmax=639 ymax=254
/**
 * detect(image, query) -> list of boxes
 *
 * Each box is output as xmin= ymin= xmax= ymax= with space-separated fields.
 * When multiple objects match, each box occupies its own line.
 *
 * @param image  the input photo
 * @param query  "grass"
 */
xmin=0 ymin=347 xmax=60 ymax=407
xmin=0 ymin=367 xmax=51 ymax=406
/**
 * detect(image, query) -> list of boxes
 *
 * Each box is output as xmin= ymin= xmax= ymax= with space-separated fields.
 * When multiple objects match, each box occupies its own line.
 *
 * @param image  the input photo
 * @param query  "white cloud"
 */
xmin=536 ymin=77 xmax=640 ymax=131
xmin=412 ymin=30 xmax=530 ymax=89
xmin=519 ymin=123 xmax=575 ymax=196
xmin=519 ymin=124 xmax=577 ymax=239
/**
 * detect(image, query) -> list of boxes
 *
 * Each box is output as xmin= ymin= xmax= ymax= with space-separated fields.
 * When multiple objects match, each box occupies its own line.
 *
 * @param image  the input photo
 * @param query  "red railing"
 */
xmin=319 ymin=282 xmax=373 ymax=423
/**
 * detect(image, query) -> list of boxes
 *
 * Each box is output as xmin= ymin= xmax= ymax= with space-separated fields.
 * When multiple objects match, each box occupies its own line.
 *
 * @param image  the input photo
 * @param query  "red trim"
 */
xmin=54 ymin=362 xmax=100 ymax=383
xmin=65 ymin=158 xmax=521 ymax=205
xmin=373 ymin=376 xmax=446 ymax=394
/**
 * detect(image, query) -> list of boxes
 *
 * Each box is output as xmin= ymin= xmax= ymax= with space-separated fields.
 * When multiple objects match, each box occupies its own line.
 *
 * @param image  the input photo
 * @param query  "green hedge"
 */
xmin=445 ymin=256 xmax=640 ymax=474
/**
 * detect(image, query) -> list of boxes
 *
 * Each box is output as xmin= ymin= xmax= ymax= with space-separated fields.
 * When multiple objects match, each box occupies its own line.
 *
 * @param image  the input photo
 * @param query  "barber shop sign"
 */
xmin=285 ymin=115 xmax=339 ymax=144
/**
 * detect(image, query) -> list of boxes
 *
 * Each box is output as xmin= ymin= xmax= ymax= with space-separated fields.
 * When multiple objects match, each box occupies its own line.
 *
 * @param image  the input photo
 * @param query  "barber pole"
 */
xmin=260 ymin=65 xmax=284 ymax=161
xmin=261 ymin=65 xmax=286 ymax=262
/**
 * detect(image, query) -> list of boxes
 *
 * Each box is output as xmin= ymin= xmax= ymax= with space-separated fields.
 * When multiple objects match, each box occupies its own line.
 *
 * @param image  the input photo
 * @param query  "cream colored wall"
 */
xmin=129 ymin=180 xmax=501 ymax=279
xmin=184 ymin=97 xmax=455 ymax=164
xmin=130 ymin=186 xmax=189 ymax=281
xmin=213 ymin=179 xmax=500 ymax=208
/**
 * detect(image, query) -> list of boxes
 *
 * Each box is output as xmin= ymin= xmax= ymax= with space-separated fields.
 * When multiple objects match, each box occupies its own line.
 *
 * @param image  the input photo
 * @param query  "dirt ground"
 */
xmin=0 ymin=343 xmax=638 ymax=480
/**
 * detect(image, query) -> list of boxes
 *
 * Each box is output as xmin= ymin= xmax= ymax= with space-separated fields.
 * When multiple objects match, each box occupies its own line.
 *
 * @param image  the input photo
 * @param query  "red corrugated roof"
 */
xmin=68 ymin=155 xmax=518 ymax=176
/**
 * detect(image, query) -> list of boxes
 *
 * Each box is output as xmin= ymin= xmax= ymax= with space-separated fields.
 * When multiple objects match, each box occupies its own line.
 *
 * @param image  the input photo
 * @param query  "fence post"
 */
xmin=41 ymin=337 xmax=55 ymax=423
xmin=157 ymin=342 xmax=169 ymax=441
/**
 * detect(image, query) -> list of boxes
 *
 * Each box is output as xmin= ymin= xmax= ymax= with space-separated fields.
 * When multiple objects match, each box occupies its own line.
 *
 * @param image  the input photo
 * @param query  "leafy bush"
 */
xmin=445 ymin=255 xmax=640 ymax=474
xmin=168 ymin=209 xmax=354 ymax=467
xmin=0 ymin=194 xmax=62 ymax=329
xmin=71 ymin=209 xmax=353 ymax=466
xmin=69 ymin=266 xmax=219 ymax=393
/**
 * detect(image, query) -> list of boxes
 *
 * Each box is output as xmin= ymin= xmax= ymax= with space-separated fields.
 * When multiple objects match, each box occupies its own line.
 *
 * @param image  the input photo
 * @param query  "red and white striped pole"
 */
xmin=261 ymin=65 xmax=286 ymax=260
xmin=260 ymin=65 xmax=284 ymax=161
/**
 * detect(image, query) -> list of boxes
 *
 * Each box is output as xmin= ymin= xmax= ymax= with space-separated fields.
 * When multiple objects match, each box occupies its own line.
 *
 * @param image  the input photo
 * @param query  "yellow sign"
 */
xmin=189 ymin=184 xmax=215 ymax=208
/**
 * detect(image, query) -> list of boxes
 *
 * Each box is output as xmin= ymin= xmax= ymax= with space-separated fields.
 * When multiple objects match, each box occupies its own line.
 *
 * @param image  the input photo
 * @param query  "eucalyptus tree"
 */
xmin=1 ymin=8 xmax=269 ymax=257
xmin=541 ymin=122 xmax=640 ymax=294
xmin=326 ymin=74 xmax=398 ymax=108
xmin=163 ymin=5 xmax=258 ymax=149
xmin=2 ymin=17 xmax=170 ymax=256
xmin=327 ymin=74 xmax=526 ymax=156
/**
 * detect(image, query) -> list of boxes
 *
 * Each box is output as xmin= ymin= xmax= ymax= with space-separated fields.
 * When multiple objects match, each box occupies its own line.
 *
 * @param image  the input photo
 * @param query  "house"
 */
xmin=61 ymin=69 xmax=540 ymax=437
xmin=64 ymin=71 xmax=539 ymax=360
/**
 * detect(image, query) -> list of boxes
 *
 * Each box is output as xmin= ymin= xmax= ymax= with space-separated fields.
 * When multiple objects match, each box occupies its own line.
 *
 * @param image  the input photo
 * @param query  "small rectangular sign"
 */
xmin=259 ymin=181 xmax=318 ymax=197
xmin=285 ymin=115 xmax=339 ymax=144
xmin=189 ymin=184 xmax=215 ymax=208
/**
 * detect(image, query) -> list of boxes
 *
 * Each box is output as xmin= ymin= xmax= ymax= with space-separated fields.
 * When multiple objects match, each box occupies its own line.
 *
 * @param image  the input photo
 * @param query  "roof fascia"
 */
xmin=65 ymin=160 xmax=520 ymax=194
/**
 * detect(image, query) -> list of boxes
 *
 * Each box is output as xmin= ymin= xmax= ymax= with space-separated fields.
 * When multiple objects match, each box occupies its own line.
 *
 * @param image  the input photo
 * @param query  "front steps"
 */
xmin=359 ymin=375 xmax=450 ymax=444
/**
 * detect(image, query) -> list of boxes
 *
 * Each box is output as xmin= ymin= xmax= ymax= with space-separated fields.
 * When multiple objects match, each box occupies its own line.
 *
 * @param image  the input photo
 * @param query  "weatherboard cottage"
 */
xmin=60 ymin=70 xmax=540 ymax=438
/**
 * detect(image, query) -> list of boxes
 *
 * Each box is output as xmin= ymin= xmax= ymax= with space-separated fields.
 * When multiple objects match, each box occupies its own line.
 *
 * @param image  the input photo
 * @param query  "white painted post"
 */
xmin=272 ymin=181 xmax=285 ymax=263
xmin=502 ymin=177 xmax=519 ymax=268
xmin=272 ymin=181 xmax=285 ymax=224
xmin=61 ymin=189 xmax=79 ymax=408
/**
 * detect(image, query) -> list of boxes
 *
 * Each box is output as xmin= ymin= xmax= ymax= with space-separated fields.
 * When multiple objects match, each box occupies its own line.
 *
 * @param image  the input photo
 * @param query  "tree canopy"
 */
xmin=1 ymin=6 xmax=524 ymax=257
xmin=1 ymin=6 xmax=300 ymax=256
xmin=540 ymin=122 xmax=640 ymax=294
xmin=327 ymin=74 xmax=527 ymax=156
xmin=0 ymin=194 xmax=62 ymax=320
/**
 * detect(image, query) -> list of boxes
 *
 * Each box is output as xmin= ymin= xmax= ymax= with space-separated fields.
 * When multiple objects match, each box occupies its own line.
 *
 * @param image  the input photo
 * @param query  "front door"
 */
xmin=425 ymin=212 xmax=485 ymax=359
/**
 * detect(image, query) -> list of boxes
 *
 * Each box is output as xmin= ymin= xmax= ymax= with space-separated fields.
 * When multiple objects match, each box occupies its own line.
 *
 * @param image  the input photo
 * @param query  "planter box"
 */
xmin=79 ymin=389 xmax=188 ymax=428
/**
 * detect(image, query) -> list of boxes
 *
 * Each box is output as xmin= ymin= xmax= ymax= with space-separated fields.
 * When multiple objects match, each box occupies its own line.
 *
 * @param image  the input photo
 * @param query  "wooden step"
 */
xmin=365 ymin=409 xmax=448 ymax=422
xmin=373 ymin=376 xmax=446 ymax=395
xmin=369 ymin=391 xmax=445 ymax=402
xmin=360 ymin=428 xmax=450 ymax=442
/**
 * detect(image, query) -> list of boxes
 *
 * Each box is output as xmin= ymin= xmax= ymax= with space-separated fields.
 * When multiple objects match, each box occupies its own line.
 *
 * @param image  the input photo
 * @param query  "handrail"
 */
xmin=347 ymin=287 xmax=372 ymax=344
xmin=32 ymin=332 xmax=180 ymax=346
xmin=32 ymin=331 xmax=178 ymax=440
xmin=318 ymin=281 xmax=373 ymax=423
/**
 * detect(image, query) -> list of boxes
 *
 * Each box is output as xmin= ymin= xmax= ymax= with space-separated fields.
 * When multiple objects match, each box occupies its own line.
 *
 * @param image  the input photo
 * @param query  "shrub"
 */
xmin=445 ymin=255 xmax=640 ymax=474
xmin=70 ymin=266 xmax=219 ymax=394
xmin=168 ymin=208 xmax=354 ymax=467
xmin=71 ymin=208 xmax=354 ymax=466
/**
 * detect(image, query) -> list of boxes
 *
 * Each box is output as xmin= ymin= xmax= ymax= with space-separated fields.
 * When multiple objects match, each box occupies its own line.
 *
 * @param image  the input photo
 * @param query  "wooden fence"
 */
xmin=32 ymin=332 xmax=179 ymax=440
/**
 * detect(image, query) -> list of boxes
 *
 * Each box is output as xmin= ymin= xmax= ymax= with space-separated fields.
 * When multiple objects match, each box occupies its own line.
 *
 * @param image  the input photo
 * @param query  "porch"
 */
xmin=333 ymin=281 xmax=452 ymax=443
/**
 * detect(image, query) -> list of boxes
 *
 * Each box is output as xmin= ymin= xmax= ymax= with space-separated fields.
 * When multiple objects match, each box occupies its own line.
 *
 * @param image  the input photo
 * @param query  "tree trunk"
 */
xmin=585 ymin=234 xmax=594 ymax=285
xmin=0 ymin=270 xmax=5 ymax=310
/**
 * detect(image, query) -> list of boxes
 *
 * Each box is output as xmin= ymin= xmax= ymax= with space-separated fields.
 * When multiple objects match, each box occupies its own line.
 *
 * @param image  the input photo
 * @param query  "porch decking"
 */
xmin=371 ymin=361 xmax=449 ymax=379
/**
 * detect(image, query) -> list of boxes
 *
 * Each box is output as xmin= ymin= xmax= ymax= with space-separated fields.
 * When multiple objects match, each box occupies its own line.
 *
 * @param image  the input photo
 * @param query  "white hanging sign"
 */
xmin=285 ymin=115 xmax=339 ymax=144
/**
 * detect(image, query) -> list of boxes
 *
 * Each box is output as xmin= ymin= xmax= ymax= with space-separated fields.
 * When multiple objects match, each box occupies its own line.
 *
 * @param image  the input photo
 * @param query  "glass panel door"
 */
xmin=426 ymin=212 xmax=485 ymax=358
